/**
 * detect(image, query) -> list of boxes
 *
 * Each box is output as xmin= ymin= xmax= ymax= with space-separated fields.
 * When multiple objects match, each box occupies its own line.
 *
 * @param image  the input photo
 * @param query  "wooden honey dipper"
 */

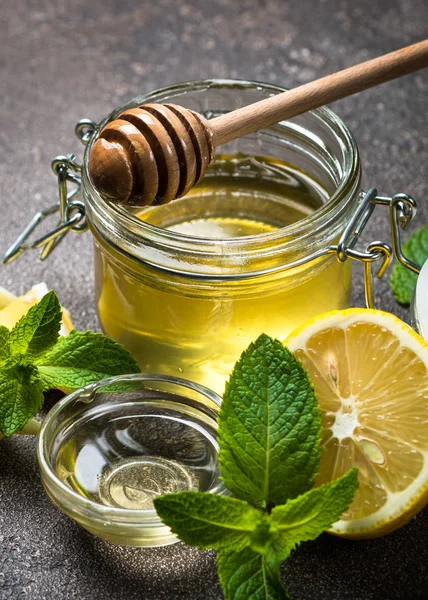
xmin=89 ymin=40 xmax=428 ymax=206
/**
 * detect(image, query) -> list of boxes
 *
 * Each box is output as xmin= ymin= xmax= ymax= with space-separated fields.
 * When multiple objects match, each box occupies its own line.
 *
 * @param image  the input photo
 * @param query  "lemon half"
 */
xmin=285 ymin=308 xmax=428 ymax=539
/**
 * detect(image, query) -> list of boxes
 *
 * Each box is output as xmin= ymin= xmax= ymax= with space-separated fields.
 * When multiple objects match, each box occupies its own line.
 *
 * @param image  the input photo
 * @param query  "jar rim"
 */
xmin=82 ymin=78 xmax=361 ymax=269
xmin=37 ymin=373 xmax=224 ymax=524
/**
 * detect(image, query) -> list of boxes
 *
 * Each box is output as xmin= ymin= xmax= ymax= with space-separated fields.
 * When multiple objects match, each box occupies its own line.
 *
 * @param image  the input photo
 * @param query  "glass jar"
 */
xmin=5 ymin=80 xmax=417 ymax=394
xmin=81 ymin=80 xmax=361 ymax=393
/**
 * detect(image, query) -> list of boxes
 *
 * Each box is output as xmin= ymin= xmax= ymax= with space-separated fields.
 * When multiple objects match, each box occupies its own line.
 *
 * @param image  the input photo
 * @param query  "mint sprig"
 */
xmin=0 ymin=290 xmax=140 ymax=436
xmin=154 ymin=334 xmax=358 ymax=600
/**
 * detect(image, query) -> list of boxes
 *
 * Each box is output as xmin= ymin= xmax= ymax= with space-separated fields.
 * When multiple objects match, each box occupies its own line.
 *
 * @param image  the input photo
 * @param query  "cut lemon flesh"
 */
xmin=285 ymin=308 xmax=428 ymax=539
xmin=0 ymin=283 xmax=73 ymax=335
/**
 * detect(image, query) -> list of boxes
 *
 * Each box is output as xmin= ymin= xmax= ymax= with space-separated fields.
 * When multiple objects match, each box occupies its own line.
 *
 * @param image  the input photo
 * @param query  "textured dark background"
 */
xmin=1 ymin=0 xmax=428 ymax=598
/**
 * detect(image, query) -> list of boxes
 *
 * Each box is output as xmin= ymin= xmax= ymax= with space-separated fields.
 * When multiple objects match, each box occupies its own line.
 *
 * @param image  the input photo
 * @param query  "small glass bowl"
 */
xmin=37 ymin=373 xmax=225 ymax=547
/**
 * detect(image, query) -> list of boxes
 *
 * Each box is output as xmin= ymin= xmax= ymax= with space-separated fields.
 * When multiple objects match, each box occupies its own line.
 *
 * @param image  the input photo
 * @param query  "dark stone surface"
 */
xmin=1 ymin=0 xmax=428 ymax=598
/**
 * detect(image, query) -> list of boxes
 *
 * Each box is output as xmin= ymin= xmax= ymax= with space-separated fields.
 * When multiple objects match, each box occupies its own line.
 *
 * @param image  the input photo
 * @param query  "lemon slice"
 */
xmin=285 ymin=308 xmax=428 ymax=539
xmin=0 ymin=282 xmax=73 ymax=335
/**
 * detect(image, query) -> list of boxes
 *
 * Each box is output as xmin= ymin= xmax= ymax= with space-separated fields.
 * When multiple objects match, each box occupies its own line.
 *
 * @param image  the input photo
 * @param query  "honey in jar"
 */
xmin=81 ymin=80 xmax=361 ymax=393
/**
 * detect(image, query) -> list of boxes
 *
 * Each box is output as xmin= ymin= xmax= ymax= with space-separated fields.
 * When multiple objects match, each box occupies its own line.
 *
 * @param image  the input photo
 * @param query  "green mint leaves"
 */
xmin=390 ymin=224 xmax=428 ymax=304
xmin=271 ymin=468 xmax=358 ymax=553
xmin=218 ymin=335 xmax=321 ymax=507
xmin=0 ymin=290 xmax=140 ymax=436
xmin=8 ymin=291 xmax=62 ymax=356
xmin=217 ymin=545 xmax=291 ymax=600
xmin=154 ymin=334 xmax=358 ymax=600
xmin=0 ymin=364 xmax=45 ymax=437
xmin=155 ymin=493 xmax=263 ymax=552
xmin=0 ymin=326 xmax=10 ymax=359
xmin=35 ymin=330 xmax=141 ymax=393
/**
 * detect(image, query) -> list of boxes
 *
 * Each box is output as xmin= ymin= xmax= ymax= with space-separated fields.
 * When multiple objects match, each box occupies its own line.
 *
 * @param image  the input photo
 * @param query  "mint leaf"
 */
xmin=8 ymin=290 xmax=62 ymax=356
xmin=154 ymin=492 xmax=263 ymax=551
xmin=390 ymin=224 xmax=427 ymax=304
xmin=217 ymin=545 xmax=291 ymax=600
xmin=0 ymin=326 xmax=9 ymax=361
xmin=34 ymin=330 xmax=140 ymax=393
xmin=219 ymin=334 xmax=321 ymax=507
xmin=0 ymin=363 xmax=44 ymax=435
xmin=271 ymin=468 xmax=358 ymax=552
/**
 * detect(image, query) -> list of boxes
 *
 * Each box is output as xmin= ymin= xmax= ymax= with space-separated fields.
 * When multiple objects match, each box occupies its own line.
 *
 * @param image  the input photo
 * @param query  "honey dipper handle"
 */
xmin=210 ymin=40 xmax=428 ymax=145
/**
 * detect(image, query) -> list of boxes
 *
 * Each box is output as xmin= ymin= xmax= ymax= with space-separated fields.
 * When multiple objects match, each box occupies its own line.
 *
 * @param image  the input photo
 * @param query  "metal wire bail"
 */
xmin=330 ymin=188 xmax=419 ymax=308
xmin=2 ymin=153 xmax=87 ymax=264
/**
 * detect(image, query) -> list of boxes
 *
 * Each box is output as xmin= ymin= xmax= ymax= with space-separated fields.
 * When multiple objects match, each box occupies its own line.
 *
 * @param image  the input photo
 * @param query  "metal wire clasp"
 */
xmin=2 ymin=154 xmax=85 ymax=264
xmin=2 ymin=118 xmax=97 ymax=264
xmin=331 ymin=187 xmax=419 ymax=308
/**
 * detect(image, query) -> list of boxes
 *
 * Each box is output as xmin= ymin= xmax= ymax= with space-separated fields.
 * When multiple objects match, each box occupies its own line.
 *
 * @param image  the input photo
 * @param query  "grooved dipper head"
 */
xmin=88 ymin=103 xmax=215 ymax=206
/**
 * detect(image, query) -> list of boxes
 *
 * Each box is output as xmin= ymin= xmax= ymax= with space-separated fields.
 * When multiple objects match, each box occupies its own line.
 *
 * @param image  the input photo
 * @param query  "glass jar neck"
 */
xmin=82 ymin=79 xmax=361 ymax=278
